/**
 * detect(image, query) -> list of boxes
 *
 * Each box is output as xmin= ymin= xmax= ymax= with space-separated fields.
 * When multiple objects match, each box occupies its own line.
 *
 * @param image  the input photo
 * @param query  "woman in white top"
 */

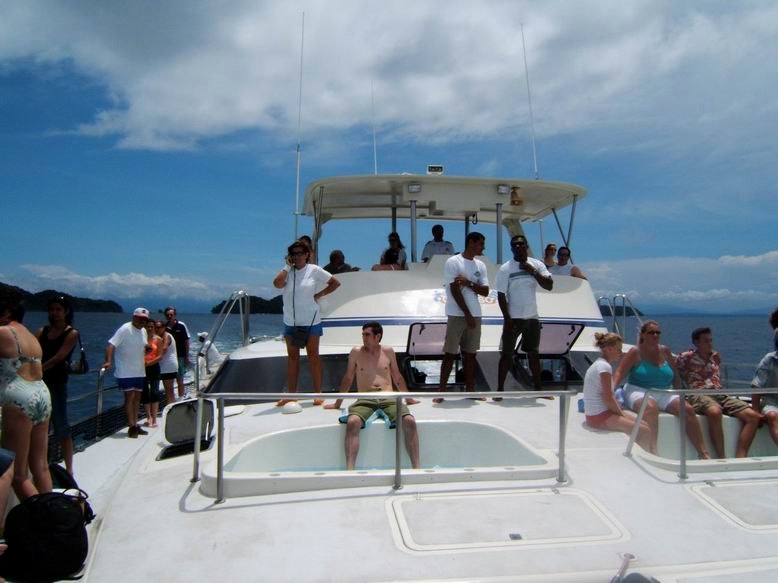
xmin=157 ymin=320 xmax=178 ymax=405
xmin=583 ymin=332 xmax=653 ymax=453
xmin=273 ymin=239 xmax=340 ymax=406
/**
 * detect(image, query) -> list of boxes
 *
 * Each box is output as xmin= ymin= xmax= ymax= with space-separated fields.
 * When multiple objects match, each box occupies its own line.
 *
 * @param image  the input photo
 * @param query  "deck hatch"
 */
xmin=388 ymin=488 xmax=627 ymax=552
xmin=690 ymin=480 xmax=778 ymax=531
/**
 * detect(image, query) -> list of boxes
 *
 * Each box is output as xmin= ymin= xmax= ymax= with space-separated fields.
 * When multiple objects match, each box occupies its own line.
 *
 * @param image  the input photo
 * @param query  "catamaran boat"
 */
xmin=67 ymin=173 xmax=778 ymax=582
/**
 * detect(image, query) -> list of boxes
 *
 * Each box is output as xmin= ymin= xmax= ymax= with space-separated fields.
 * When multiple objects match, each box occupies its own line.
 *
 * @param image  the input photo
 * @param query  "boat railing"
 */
xmin=190 ymin=389 xmax=578 ymax=504
xmin=624 ymin=385 xmax=778 ymax=479
xmin=598 ymin=294 xmax=644 ymax=340
xmin=193 ymin=290 xmax=251 ymax=391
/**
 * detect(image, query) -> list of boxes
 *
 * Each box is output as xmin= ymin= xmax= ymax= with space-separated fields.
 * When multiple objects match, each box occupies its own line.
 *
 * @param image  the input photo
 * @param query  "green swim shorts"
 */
xmin=347 ymin=398 xmax=411 ymax=428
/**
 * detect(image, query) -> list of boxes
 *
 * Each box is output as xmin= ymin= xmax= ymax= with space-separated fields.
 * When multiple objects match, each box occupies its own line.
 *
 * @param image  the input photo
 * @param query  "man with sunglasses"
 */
xmin=494 ymin=235 xmax=553 ymax=398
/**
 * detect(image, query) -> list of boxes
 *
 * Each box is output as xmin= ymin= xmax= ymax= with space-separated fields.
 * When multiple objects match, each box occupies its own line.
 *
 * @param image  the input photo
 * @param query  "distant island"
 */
xmin=0 ymin=282 xmax=123 ymax=313
xmin=211 ymin=295 xmax=282 ymax=314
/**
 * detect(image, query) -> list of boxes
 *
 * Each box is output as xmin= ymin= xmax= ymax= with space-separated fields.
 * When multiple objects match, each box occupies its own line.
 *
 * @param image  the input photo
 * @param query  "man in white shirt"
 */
xmin=435 ymin=232 xmax=490 ymax=402
xmin=103 ymin=307 xmax=150 ymax=438
xmin=494 ymin=235 xmax=553 ymax=398
xmin=421 ymin=224 xmax=455 ymax=262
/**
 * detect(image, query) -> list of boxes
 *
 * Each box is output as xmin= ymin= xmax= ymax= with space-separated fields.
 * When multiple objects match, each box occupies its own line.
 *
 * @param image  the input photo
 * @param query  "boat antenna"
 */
xmin=371 ymin=80 xmax=378 ymax=175
xmin=294 ymin=12 xmax=305 ymax=238
xmin=520 ymin=22 xmax=540 ymax=180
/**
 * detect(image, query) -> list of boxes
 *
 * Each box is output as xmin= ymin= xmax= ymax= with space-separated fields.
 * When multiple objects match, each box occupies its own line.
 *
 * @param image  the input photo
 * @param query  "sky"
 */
xmin=1 ymin=0 xmax=777 ymax=314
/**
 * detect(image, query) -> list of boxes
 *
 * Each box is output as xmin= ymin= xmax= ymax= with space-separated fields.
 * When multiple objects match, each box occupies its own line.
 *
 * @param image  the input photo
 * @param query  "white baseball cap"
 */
xmin=133 ymin=307 xmax=150 ymax=319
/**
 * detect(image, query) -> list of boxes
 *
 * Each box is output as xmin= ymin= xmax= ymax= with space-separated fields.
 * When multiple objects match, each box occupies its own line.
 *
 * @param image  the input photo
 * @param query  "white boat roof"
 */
xmin=303 ymin=174 xmax=587 ymax=225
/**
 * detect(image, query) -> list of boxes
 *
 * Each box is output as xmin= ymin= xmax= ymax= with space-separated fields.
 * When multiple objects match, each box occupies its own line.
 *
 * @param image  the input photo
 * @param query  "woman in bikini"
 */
xmin=612 ymin=320 xmax=710 ymax=458
xmin=0 ymin=287 xmax=53 ymax=499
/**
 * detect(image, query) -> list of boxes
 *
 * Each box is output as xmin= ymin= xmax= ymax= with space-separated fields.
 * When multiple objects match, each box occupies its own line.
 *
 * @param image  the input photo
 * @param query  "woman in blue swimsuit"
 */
xmin=0 ymin=287 xmax=53 ymax=499
xmin=612 ymin=320 xmax=709 ymax=459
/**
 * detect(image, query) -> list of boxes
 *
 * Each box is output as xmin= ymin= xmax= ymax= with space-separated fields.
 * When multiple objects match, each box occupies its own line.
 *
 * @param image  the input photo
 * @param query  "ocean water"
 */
xmin=20 ymin=311 xmax=775 ymax=424
xmin=22 ymin=312 xmax=285 ymax=423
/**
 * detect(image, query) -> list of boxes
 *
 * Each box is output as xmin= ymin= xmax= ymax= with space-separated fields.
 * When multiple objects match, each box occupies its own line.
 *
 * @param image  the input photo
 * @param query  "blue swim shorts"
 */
xmin=117 ymin=376 xmax=145 ymax=392
xmin=283 ymin=323 xmax=323 ymax=337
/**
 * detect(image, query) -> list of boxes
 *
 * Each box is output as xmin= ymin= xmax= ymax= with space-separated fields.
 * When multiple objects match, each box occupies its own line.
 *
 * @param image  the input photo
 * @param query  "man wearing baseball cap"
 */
xmin=103 ymin=307 xmax=151 ymax=437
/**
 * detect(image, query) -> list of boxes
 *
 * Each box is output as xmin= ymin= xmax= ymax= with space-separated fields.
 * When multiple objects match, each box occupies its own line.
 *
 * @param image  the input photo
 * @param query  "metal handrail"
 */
xmin=612 ymin=294 xmax=644 ymax=341
xmin=191 ymin=389 xmax=576 ymax=503
xmin=95 ymin=367 xmax=108 ymax=437
xmin=194 ymin=290 xmax=250 ymax=392
xmin=597 ymin=296 xmax=618 ymax=335
xmin=624 ymin=385 xmax=778 ymax=479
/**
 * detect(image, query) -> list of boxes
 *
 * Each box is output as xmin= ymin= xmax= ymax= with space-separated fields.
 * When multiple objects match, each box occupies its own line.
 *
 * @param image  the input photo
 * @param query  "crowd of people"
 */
xmin=273 ymin=228 xmax=597 ymax=465
xmin=0 ymin=284 xmax=201 ymax=521
xmin=275 ymin=229 xmax=778 ymax=465
xmin=1 ymin=229 xmax=775 ymax=505
xmin=102 ymin=306 xmax=192 ymax=439
xmin=582 ymin=318 xmax=778 ymax=459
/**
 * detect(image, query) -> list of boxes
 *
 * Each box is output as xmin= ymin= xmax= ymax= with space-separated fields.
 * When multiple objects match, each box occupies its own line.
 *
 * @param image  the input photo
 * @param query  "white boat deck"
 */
xmin=79 ymin=397 xmax=778 ymax=582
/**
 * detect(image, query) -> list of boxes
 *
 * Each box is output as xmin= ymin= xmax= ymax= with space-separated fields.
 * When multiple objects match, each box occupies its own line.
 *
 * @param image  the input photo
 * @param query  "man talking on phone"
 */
xmin=494 ymin=235 xmax=553 ymax=398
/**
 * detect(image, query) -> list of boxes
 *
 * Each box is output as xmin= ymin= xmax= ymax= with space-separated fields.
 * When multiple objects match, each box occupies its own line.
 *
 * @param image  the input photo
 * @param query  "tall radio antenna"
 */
xmin=520 ymin=22 xmax=539 ymax=180
xmin=294 ymin=12 xmax=305 ymax=238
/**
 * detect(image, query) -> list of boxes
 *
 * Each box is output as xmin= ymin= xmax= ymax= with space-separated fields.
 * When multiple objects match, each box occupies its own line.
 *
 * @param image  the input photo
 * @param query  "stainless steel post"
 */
xmin=191 ymin=396 xmax=205 ymax=483
xmin=557 ymin=393 xmax=569 ymax=483
xmin=566 ymin=194 xmax=578 ymax=248
xmin=496 ymin=202 xmax=503 ymax=264
xmin=95 ymin=368 xmax=107 ymax=438
xmin=410 ymin=200 xmax=417 ymax=263
xmin=391 ymin=195 xmax=397 ymax=234
xmin=393 ymin=395 xmax=403 ymax=490
xmin=241 ymin=293 xmax=250 ymax=346
xmin=216 ymin=398 xmax=226 ymax=503
xmin=625 ymin=394 xmax=650 ymax=457
xmin=678 ymin=391 xmax=688 ymax=479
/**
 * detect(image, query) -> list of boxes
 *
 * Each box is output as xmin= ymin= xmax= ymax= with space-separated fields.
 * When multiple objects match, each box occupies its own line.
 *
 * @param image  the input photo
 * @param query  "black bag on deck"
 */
xmin=0 ymin=489 xmax=94 ymax=582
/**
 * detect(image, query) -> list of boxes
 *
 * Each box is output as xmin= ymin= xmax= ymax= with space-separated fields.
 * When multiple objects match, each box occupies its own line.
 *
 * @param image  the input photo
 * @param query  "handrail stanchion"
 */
xmin=557 ymin=393 xmax=569 ymax=483
xmin=216 ymin=398 xmax=226 ymax=503
xmin=393 ymin=394 xmax=403 ymax=490
xmin=191 ymin=394 xmax=205 ymax=483
xmin=95 ymin=367 xmax=107 ymax=439
xmin=625 ymin=393 xmax=650 ymax=457
xmin=678 ymin=391 xmax=687 ymax=480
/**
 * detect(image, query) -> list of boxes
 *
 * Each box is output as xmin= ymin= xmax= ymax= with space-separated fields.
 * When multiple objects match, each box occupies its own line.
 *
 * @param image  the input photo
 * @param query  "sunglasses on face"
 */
xmin=645 ymin=330 xmax=661 ymax=336
xmin=290 ymin=251 xmax=306 ymax=257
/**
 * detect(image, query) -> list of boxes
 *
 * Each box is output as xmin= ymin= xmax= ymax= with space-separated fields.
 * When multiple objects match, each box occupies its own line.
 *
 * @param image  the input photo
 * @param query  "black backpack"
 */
xmin=0 ymin=489 xmax=95 ymax=582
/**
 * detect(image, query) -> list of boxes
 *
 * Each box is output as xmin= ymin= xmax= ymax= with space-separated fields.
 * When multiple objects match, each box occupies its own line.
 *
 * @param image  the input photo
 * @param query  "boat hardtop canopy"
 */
xmin=303 ymin=174 xmax=587 ymax=225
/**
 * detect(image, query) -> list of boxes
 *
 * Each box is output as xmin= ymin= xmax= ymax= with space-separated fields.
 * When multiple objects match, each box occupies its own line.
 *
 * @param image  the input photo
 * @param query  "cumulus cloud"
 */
xmin=19 ymin=264 xmax=225 ymax=301
xmin=1 ymin=0 xmax=777 ymax=157
xmin=585 ymin=250 xmax=778 ymax=310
